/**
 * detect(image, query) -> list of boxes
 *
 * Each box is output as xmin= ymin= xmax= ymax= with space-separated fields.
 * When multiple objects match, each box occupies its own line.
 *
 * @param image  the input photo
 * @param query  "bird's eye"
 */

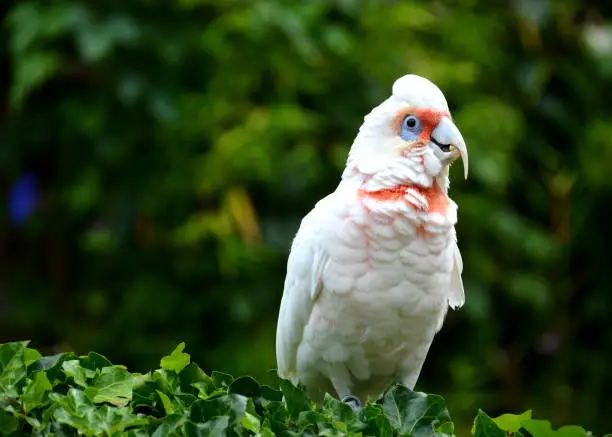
xmin=399 ymin=114 xmax=423 ymax=141
xmin=405 ymin=116 xmax=418 ymax=128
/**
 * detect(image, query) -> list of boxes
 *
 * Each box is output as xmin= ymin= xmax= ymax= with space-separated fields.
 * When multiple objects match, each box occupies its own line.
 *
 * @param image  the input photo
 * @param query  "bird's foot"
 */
xmin=341 ymin=394 xmax=362 ymax=412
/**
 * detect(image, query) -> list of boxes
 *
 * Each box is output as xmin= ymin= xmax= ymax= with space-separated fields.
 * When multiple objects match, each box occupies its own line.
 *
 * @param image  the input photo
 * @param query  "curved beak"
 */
xmin=431 ymin=116 xmax=468 ymax=179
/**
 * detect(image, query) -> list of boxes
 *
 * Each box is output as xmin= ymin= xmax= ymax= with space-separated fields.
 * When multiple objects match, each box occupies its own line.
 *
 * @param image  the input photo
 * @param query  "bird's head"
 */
xmin=343 ymin=74 xmax=467 ymax=193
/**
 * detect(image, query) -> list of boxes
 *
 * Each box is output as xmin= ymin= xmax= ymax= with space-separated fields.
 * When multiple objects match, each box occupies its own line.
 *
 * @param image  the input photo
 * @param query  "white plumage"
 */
xmin=276 ymin=74 xmax=468 ymax=405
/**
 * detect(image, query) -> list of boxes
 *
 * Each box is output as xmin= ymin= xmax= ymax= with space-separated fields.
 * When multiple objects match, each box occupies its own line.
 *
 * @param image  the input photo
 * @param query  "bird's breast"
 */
xmin=323 ymin=185 xmax=457 ymax=297
xmin=298 ymin=189 xmax=458 ymax=396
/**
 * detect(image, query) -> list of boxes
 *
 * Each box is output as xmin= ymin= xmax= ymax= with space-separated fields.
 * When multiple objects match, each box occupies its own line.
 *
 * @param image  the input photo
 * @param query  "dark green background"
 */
xmin=2 ymin=0 xmax=611 ymax=434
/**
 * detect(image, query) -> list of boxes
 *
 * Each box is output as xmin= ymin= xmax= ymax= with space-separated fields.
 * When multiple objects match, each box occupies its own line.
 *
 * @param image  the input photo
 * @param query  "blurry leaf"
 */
xmin=75 ymin=23 xmax=114 ymax=62
xmin=173 ymin=211 xmax=233 ymax=246
xmin=473 ymin=410 xmax=506 ymax=437
xmin=7 ymin=2 xmax=80 ymax=53
xmin=81 ymin=227 xmax=116 ymax=253
xmin=21 ymin=371 xmax=52 ymax=412
xmin=580 ymin=119 xmax=612 ymax=188
xmin=455 ymin=99 xmax=524 ymax=190
xmin=522 ymin=420 xmax=590 ymax=437
xmin=0 ymin=409 xmax=19 ymax=435
xmin=66 ymin=170 xmax=102 ymax=213
xmin=226 ymin=187 xmax=261 ymax=245
xmin=160 ymin=343 xmax=191 ymax=374
xmin=492 ymin=410 xmax=532 ymax=433
xmin=75 ymin=13 xmax=139 ymax=62
xmin=555 ymin=426 xmax=591 ymax=437
xmin=10 ymin=51 xmax=60 ymax=109
xmin=508 ymin=274 xmax=551 ymax=310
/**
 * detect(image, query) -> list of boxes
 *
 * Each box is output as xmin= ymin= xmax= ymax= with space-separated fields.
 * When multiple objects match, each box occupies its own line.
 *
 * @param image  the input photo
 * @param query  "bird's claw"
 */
xmin=341 ymin=394 xmax=362 ymax=412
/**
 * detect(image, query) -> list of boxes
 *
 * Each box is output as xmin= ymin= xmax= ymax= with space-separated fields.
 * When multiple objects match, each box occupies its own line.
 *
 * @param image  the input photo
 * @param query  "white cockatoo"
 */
xmin=275 ymin=74 xmax=468 ymax=410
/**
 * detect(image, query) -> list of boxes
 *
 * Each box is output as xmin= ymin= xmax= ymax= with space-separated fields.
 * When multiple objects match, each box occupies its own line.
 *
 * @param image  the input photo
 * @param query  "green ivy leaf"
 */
xmin=382 ymin=384 xmax=454 ymax=437
xmin=190 ymin=395 xmax=243 ymax=422
xmin=184 ymin=416 xmax=229 ymax=437
xmin=53 ymin=388 xmax=148 ymax=435
xmin=29 ymin=352 xmax=77 ymax=385
xmin=555 ymin=426 xmax=591 ymax=437
xmin=522 ymin=419 xmax=590 ymax=437
xmin=21 ymin=371 xmax=52 ymax=412
xmin=0 ymin=341 xmax=28 ymax=398
xmin=211 ymin=371 xmax=234 ymax=388
xmin=180 ymin=362 xmax=213 ymax=396
xmin=160 ymin=343 xmax=191 ymax=373
xmin=0 ymin=341 xmax=600 ymax=437
xmin=260 ymin=385 xmax=283 ymax=402
xmin=84 ymin=365 xmax=137 ymax=406
xmin=151 ymin=414 xmax=186 ymax=437
xmin=278 ymin=378 xmax=308 ymax=420
xmin=51 ymin=388 xmax=98 ymax=431
xmin=473 ymin=410 xmax=507 ymax=437
xmin=80 ymin=352 xmax=113 ymax=372
xmin=157 ymin=389 xmax=175 ymax=415
xmin=258 ymin=422 xmax=277 ymax=437
xmin=0 ymin=409 xmax=19 ymax=435
xmin=241 ymin=410 xmax=261 ymax=433
xmin=491 ymin=410 xmax=532 ymax=433
xmin=228 ymin=376 xmax=262 ymax=399
xmin=23 ymin=348 xmax=42 ymax=366
xmin=360 ymin=403 xmax=394 ymax=437
xmin=62 ymin=359 xmax=96 ymax=388
xmin=154 ymin=368 xmax=182 ymax=396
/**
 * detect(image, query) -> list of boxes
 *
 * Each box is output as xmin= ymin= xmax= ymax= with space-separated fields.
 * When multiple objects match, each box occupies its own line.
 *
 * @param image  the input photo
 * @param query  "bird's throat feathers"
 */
xmin=358 ymin=182 xmax=450 ymax=216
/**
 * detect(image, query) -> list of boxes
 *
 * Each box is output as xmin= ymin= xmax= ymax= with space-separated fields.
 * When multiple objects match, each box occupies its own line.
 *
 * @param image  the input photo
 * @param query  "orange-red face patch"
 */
xmin=358 ymin=182 xmax=449 ymax=215
xmin=392 ymin=108 xmax=451 ymax=143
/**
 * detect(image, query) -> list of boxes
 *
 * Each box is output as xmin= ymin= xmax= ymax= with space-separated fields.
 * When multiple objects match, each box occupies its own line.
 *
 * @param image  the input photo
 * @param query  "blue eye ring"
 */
xmin=399 ymin=114 xmax=423 ymax=141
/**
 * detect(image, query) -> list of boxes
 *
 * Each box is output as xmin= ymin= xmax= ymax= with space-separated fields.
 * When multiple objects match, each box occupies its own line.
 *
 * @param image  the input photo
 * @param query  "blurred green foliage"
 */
xmin=1 ymin=0 xmax=612 ymax=434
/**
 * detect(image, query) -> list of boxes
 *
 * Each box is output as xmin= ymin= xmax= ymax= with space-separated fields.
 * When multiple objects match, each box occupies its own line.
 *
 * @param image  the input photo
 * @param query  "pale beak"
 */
xmin=430 ymin=116 xmax=469 ymax=179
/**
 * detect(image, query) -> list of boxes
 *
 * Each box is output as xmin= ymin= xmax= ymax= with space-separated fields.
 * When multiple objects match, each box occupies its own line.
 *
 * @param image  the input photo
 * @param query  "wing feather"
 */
xmin=275 ymin=205 xmax=330 ymax=379
xmin=448 ymin=243 xmax=465 ymax=309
